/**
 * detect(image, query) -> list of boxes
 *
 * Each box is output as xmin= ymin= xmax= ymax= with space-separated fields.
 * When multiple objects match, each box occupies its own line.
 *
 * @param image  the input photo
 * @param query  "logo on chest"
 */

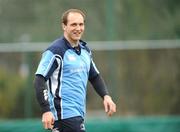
xmin=67 ymin=55 xmax=76 ymax=61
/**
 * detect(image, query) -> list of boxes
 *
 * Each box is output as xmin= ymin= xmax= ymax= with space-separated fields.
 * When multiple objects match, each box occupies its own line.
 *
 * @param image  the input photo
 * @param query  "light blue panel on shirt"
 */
xmin=35 ymin=50 xmax=55 ymax=77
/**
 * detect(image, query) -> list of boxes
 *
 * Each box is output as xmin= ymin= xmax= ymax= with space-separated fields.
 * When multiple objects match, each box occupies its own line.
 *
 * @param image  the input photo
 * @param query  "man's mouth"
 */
xmin=73 ymin=32 xmax=81 ymax=36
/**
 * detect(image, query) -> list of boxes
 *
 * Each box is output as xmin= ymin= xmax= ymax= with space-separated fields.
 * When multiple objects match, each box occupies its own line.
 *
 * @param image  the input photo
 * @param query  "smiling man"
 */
xmin=34 ymin=9 xmax=116 ymax=132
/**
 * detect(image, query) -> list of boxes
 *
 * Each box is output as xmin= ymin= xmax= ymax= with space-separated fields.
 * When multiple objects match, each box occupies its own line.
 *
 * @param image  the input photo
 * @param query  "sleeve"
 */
xmin=35 ymin=50 xmax=58 ymax=80
xmin=88 ymin=53 xmax=109 ymax=98
xmin=34 ymin=75 xmax=50 ymax=113
xmin=88 ymin=57 xmax=100 ymax=80
xmin=89 ymin=74 xmax=109 ymax=98
xmin=34 ymin=50 xmax=59 ymax=113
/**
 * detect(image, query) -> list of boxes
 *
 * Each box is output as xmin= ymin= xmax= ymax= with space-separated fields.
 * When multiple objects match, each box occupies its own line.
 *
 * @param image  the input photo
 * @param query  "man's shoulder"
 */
xmin=46 ymin=37 xmax=67 ymax=56
xmin=80 ymin=40 xmax=91 ymax=53
xmin=49 ymin=37 xmax=66 ymax=49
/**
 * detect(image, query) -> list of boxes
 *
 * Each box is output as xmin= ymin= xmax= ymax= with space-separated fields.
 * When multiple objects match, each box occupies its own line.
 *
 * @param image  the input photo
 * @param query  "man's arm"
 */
xmin=89 ymin=74 xmax=116 ymax=116
xmin=34 ymin=75 xmax=50 ymax=112
xmin=89 ymin=74 xmax=109 ymax=98
xmin=34 ymin=75 xmax=54 ymax=129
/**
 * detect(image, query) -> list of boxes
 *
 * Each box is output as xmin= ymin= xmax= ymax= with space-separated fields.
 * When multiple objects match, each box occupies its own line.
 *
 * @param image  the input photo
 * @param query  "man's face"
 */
xmin=63 ymin=12 xmax=85 ymax=44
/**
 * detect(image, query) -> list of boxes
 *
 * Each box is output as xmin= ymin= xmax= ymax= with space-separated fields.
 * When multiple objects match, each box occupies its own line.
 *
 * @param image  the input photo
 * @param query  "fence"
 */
xmin=0 ymin=40 xmax=180 ymax=117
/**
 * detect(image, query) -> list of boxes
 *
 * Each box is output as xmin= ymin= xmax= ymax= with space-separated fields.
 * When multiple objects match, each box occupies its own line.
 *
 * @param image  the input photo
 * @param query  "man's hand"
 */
xmin=103 ymin=95 xmax=116 ymax=116
xmin=42 ymin=111 xmax=55 ymax=129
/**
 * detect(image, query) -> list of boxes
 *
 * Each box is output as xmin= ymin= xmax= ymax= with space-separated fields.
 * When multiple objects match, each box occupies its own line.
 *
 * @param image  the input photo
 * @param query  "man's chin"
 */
xmin=73 ymin=37 xmax=81 ymax=41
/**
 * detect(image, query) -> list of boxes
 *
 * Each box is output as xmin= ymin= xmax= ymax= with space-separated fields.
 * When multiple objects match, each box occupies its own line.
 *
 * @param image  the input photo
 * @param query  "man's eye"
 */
xmin=72 ymin=24 xmax=77 ymax=26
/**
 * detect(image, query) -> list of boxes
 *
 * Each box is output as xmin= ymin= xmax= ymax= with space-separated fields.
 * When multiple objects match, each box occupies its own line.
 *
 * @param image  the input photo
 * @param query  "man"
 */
xmin=34 ymin=9 xmax=116 ymax=132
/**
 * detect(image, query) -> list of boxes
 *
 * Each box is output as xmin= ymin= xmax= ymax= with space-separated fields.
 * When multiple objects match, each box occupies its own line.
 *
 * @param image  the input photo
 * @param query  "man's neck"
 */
xmin=64 ymin=35 xmax=79 ymax=48
xmin=71 ymin=42 xmax=79 ymax=48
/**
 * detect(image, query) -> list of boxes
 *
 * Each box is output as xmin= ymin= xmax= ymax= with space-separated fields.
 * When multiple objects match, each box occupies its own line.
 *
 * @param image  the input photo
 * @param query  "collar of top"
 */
xmin=62 ymin=36 xmax=87 ymax=49
xmin=62 ymin=36 xmax=87 ymax=55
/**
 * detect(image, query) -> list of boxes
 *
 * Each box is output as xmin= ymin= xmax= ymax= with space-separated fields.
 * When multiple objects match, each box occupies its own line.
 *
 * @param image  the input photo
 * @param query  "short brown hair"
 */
xmin=61 ymin=9 xmax=86 ymax=25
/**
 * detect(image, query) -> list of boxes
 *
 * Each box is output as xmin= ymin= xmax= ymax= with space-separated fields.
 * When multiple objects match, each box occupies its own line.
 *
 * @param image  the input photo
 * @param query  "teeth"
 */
xmin=74 ymin=33 xmax=80 ymax=35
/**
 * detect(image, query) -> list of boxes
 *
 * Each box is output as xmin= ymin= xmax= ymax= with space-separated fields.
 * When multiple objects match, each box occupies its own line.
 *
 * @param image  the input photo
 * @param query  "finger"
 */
xmin=113 ymin=104 xmax=116 ymax=112
xmin=43 ymin=121 xmax=48 ymax=129
xmin=107 ymin=104 xmax=115 ymax=116
xmin=47 ymin=121 xmax=51 ymax=129
xmin=47 ymin=120 xmax=53 ymax=129
xmin=43 ymin=119 xmax=52 ymax=130
xmin=51 ymin=117 xmax=55 ymax=124
xmin=107 ymin=110 xmax=112 ymax=116
xmin=107 ymin=106 xmax=113 ymax=116
xmin=42 ymin=118 xmax=45 ymax=128
xmin=104 ymin=102 xmax=108 ymax=113
xmin=50 ymin=119 xmax=54 ymax=129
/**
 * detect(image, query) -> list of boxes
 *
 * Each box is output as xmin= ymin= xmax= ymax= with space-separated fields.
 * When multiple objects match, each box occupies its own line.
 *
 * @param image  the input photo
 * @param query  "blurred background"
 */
xmin=0 ymin=0 xmax=180 ymax=132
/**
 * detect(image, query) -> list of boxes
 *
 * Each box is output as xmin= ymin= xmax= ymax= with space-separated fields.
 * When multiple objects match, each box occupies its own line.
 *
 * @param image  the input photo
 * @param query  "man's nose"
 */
xmin=75 ymin=25 xmax=81 ymax=30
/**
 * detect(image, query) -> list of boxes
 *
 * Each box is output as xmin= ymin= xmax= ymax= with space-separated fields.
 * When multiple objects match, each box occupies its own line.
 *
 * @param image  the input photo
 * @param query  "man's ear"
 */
xmin=62 ymin=23 xmax=66 ymax=31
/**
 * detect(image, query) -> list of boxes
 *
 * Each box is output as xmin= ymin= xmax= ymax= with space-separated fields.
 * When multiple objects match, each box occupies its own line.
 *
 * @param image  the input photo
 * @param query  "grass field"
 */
xmin=0 ymin=116 xmax=180 ymax=132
